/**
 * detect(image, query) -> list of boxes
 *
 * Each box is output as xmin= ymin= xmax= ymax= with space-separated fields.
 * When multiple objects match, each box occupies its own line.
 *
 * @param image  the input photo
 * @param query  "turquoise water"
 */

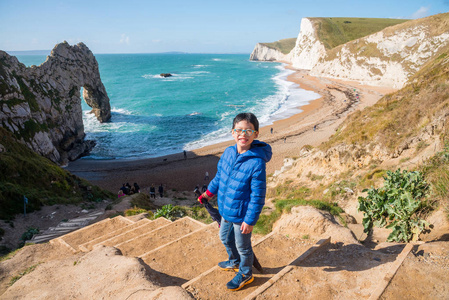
xmin=15 ymin=53 xmax=319 ymax=160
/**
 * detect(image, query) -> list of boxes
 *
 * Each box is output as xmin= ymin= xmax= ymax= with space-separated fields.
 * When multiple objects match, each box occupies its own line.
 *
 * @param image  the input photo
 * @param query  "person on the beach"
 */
xmin=204 ymin=171 xmax=209 ymax=181
xmin=158 ymin=183 xmax=164 ymax=198
xmin=198 ymin=112 xmax=272 ymax=291
xmin=149 ymin=184 xmax=156 ymax=199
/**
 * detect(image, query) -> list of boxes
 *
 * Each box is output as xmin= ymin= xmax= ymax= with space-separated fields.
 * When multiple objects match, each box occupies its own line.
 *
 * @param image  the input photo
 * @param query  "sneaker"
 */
xmin=226 ymin=272 xmax=254 ymax=291
xmin=218 ymin=261 xmax=239 ymax=272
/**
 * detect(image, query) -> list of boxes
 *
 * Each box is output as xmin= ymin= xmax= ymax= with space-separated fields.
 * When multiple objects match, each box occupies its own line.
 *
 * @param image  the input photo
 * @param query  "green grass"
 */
xmin=311 ymin=17 xmax=409 ymax=50
xmin=321 ymin=46 xmax=449 ymax=153
xmin=0 ymin=127 xmax=114 ymax=220
xmin=261 ymin=38 xmax=297 ymax=54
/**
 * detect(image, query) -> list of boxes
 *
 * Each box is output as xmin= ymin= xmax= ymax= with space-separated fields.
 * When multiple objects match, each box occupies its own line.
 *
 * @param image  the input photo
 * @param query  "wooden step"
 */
xmin=115 ymin=217 xmax=205 ymax=257
xmin=79 ymin=218 xmax=152 ymax=251
xmin=54 ymin=216 xmax=134 ymax=251
xmin=183 ymin=233 xmax=322 ymax=299
xmin=249 ymin=239 xmax=409 ymax=299
xmin=139 ymin=223 xmax=224 ymax=286
xmin=97 ymin=217 xmax=172 ymax=250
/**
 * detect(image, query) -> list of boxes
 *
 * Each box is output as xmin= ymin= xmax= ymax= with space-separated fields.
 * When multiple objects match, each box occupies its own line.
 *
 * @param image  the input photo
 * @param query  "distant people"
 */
xmin=118 ymin=189 xmax=125 ymax=198
xmin=284 ymin=136 xmax=286 ymax=143
xmin=158 ymin=183 xmax=164 ymax=198
xmin=270 ymin=127 xmax=273 ymax=134
xmin=184 ymin=150 xmax=187 ymax=159
xmin=133 ymin=182 xmax=140 ymax=193
xmin=204 ymin=171 xmax=209 ymax=181
xmin=120 ymin=183 xmax=129 ymax=195
xmin=202 ymin=184 xmax=208 ymax=193
xmin=194 ymin=185 xmax=201 ymax=198
xmin=313 ymin=125 xmax=317 ymax=131
xmin=150 ymin=184 xmax=156 ymax=199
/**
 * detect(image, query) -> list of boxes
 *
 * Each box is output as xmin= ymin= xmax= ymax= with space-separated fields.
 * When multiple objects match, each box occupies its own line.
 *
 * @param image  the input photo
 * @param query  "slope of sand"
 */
xmin=65 ymin=68 xmax=396 ymax=194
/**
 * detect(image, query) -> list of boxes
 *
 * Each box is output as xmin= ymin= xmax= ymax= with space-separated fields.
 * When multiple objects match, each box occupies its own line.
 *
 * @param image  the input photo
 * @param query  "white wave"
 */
xmin=188 ymin=111 xmax=202 ymax=116
xmin=189 ymin=71 xmax=210 ymax=74
xmin=193 ymin=64 xmax=209 ymax=68
xmin=212 ymin=58 xmax=222 ymax=61
xmin=111 ymin=107 xmax=133 ymax=115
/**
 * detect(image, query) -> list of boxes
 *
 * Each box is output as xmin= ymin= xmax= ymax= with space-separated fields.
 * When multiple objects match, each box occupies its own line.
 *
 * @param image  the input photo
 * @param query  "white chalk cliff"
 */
xmin=0 ymin=42 xmax=111 ymax=165
xmin=250 ymin=43 xmax=291 ymax=62
xmin=251 ymin=13 xmax=449 ymax=89
xmin=310 ymin=14 xmax=449 ymax=88
xmin=290 ymin=18 xmax=327 ymax=70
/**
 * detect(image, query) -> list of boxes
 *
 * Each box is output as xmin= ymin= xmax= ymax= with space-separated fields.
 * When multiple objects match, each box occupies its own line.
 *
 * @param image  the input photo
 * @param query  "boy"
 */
xmin=199 ymin=112 xmax=272 ymax=291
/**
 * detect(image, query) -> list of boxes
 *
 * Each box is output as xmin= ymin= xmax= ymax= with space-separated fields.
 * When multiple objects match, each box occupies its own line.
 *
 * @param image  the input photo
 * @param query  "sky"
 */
xmin=1 ymin=0 xmax=448 ymax=54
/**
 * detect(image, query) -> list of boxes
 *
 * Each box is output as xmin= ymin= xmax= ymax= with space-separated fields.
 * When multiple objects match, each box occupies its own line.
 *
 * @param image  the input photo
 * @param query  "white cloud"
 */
xmin=411 ymin=6 xmax=430 ymax=19
xmin=152 ymin=39 xmax=162 ymax=43
xmin=120 ymin=34 xmax=130 ymax=44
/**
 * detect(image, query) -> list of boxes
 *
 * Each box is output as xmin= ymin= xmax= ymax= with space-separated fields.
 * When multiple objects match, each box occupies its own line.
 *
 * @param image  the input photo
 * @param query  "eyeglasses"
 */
xmin=232 ymin=128 xmax=257 ymax=136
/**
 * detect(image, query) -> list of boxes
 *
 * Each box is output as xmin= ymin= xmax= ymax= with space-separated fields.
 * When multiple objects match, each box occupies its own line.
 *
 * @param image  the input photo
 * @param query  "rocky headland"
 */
xmin=0 ymin=42 xmax=111 ymax=165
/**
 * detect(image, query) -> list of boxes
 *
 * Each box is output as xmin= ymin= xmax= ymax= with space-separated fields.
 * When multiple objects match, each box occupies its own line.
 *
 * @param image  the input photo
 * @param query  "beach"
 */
xmin=66 ymin=67 xmax=396 ymax=194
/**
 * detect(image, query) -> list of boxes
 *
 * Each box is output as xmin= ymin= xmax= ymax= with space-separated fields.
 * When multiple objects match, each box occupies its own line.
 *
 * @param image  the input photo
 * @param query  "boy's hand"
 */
xmin=240 ymin=222 xmax=254 ymax=234
xmin=198 ymin=190 xmax=214 ymax=204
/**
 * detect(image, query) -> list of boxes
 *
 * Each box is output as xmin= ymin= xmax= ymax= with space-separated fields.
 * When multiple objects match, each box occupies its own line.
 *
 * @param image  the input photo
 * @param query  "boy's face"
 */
xmin=232 ymin=120 xmax=258 ymax=153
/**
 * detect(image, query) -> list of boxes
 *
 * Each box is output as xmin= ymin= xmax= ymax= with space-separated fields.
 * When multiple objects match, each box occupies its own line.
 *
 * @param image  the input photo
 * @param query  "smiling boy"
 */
xmin=199 ymin=112 xmax=272 ymax=291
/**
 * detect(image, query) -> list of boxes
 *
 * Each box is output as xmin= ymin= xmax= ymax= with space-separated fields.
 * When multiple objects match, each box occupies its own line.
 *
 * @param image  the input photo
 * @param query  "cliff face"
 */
xmin=251 ymin=13 xmax=449 ymax=89
xmin=310 ymin=13 xmax=449 ymax=88
xmin=0 ymin=42 xmax=111 ymax=165
xmin=249 ymin=43 xmax=290 ymax=62
xmin=290 ymin=18 xmax=326 ymax=70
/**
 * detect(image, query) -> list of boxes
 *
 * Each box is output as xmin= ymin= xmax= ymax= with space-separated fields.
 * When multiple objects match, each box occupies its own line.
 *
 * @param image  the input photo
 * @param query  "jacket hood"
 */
xmin=247 ymin=140 xmax=272 ymax=162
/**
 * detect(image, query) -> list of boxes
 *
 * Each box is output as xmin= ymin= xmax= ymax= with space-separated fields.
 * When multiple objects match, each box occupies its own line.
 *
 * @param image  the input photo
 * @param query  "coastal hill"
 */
xmin=1 ymin=13 xmax=449 ymax=299
xmin=252 ymin=13 xmax=449 ymax=89
xmin=250 ymin=17 xmax=407 ymax=63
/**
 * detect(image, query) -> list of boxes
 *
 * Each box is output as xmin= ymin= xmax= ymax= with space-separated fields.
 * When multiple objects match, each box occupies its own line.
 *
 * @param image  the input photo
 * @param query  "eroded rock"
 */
xmin=0 ymin=41 xmax=111 ymax=165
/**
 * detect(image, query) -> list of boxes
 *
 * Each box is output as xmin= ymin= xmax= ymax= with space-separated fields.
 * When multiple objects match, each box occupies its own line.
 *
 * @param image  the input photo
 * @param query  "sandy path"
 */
xmin=65 ymin=68 xmax=396 ymax=194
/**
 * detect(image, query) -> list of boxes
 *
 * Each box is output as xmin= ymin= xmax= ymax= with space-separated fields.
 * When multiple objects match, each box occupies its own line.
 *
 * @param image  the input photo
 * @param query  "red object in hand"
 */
xmin=198 ymin=190 xmax=215 ymax=204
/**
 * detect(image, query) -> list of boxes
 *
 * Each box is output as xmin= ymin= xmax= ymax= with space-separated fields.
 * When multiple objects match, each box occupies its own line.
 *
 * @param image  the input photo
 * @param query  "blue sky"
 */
xmin=1 ymin=0 xmax=448 ymax=54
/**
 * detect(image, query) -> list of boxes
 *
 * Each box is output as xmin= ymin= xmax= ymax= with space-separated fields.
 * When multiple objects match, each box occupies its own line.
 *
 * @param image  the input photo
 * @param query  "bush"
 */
xmin=358 ymin=169 xmax=430 ymax=242
xmin=154 ymin=204 xmax=184 ymax=221
xmin=124 ymin=207 xmax=148 ymax=216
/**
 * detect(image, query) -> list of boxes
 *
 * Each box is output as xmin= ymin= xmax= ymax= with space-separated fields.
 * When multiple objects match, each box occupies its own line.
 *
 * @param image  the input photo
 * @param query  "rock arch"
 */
xmin=0 ymin=42 xmax=111 ymax=165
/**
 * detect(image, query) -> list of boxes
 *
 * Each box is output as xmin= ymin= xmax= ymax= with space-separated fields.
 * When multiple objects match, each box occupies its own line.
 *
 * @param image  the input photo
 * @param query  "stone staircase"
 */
xmin=47 ymin=215 xmax=412 ymax=299
xmin=28 ymin=210 xmax=104 ymax=244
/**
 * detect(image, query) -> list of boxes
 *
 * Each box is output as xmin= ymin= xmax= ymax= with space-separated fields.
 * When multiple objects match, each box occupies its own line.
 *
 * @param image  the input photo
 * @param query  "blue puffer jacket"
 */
xmin=207 ymin=140 xmax=272 ymax=226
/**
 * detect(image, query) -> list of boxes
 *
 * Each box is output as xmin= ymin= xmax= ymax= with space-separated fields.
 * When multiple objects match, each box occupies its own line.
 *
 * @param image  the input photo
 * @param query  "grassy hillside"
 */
xmin=322 ymin=46 xmax=449 ymax=152
xmin=311 ymin=17 xmax=409 ymax=50
xmin=261 ymin=38 xmax=297 ymax=54
xmin=0 ymin=128 xmax=113 ymax=220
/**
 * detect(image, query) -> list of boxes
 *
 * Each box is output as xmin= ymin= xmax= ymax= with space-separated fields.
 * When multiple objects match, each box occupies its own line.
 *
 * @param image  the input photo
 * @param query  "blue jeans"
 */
xmin=219 ymin=217 xmax=253 ymax=276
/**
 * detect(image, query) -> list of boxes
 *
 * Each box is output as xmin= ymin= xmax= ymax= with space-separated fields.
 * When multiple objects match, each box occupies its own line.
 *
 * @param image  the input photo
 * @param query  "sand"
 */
xmin=65 ymin=67 xmax=397 ymax=194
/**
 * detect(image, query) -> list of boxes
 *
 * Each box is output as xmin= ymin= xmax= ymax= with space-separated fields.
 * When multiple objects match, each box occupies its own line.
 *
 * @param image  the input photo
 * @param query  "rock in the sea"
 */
xmin=160 ymin=73 xmax=172 ymax=77
xmin=0 ymin=41 xmax=111 ymax=165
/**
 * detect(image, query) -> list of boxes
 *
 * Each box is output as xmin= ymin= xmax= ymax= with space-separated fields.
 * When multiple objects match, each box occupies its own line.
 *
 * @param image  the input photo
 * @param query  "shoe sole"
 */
xmin=218 ymin=266 xmax=239 ymax=272
xmin=228 ymin=276 xmax=254 ymax=291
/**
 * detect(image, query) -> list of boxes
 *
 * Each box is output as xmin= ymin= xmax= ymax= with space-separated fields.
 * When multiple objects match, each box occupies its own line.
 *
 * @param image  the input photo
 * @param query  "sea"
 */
xmin=15 ymin=53 xmax=320 ymax=160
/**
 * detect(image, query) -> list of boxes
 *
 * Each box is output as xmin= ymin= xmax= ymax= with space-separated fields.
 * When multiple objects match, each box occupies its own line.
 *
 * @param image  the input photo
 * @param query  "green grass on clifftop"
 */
xmin=261 ymin=38 xmax=297 ymax=54
xmin=0 ymin=128 xmax=113 ymax=220
xmin=311 ymin=17 xmax=409 ymax=50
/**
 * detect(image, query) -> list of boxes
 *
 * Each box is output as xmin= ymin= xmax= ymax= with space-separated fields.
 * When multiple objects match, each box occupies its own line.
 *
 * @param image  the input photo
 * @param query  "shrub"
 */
xmin=154 ymin=204 xmax=184 ymax=221
xmin=124 ymin=207 xmax=148 ymax=216
xmin=358 ymin=169 xmax=430 ymax=242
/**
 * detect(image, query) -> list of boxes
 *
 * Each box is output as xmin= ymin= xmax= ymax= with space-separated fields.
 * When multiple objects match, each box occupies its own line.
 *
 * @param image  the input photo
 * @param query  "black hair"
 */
xmin=232 ymin=112 xmax=259 ymax=131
